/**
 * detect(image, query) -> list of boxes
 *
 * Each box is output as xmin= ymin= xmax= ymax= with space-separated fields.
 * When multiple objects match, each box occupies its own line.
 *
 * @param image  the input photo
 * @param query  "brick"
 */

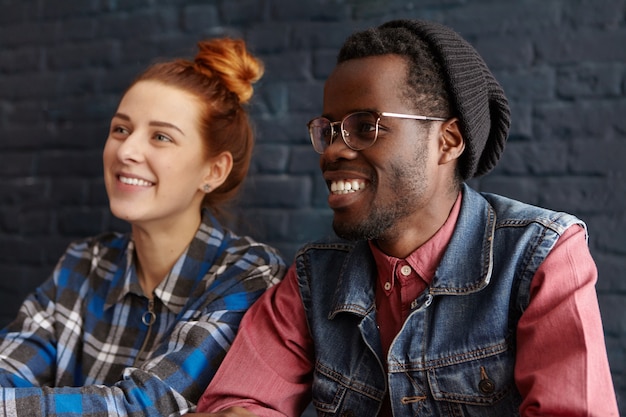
xmin=287 ymin=208 xmax=334 ymax=242
xmin=292 ymin=21 xmax=360 ymax=50
xmin=221 ymin=0 xmax=267 ymax=25
xmin=0 ymin=22 xmax=57 ymax=48
xmin=239 ymin=175 xmax=311 ymax=208
xmin=0 ymin=153 xmax=35 ymax=177
xmin=536 ymin=28 xmax=626 ymax=64
xmin=0 ymin=46 xmax=42 ymax=74
xmin=598 ymin=294 xmax=626 ymax=335
xmin=540 ymin=177 xmax=622 ymax=214
xmin=477 ymin=176 xmax=542 ymax=207
xmin=563 ymin=0 xmax=625 ymax=28
xmin=88 ymin=179 xmax=109 ymax=206
xmin=288 ymin=146 xmax=321 ymax=175
xmin=557 ymin=63 xmax=623 ymax=98
xmin=312 ymin=174 xmax=331 ymax=209
xmin=46 ymin=40 xmax=120 ymax=70
xmin=56 ymin=207 xmax=106 ymax=236
xmin=0 ymin=236 xmax=45 ymax=264
xmin=270 ymin=0 xmax=351 ymax=21
xmin=534 ymin=99 xmax=626 ymax=140
xmin=496 ymin=67 xmax=556 ymax=101
xmin=41 ymin=0 xmax=99 ymax=19
xmin=312 ymin=49 xmax=337 ymax=80
xmin=508 ymin=101 xmax=532 ymax=139
xmin=233 ymin=208 xmax=289 ymax=241
xmin=49 ymin=177 xmax=90 ymax=206
xmin=0 ymin=178 xmax=49 ymax=206
xmin=0 ymin=73 xmax=60 ymax=101
xmin=40 ymin=235 xmax=77 ymax=264
xmin=56 ymin=17 xmax=99 ymax=42
xmin=181 ymin=4 xmax=220 ymax=33
xmin=445 ymin=0 xmax=560 ymax=36
xmin=492 ymin=141 xmax=568 ymax=175
xmin=96 ymin=8 xmax=179 ymax=40
xmin=287 ymin=81 xmax=324 ymax=112
xmin=254 ymin=113 xmax=313 ymax=144
xmin=254 ymin=81 xmax=288 ymax=115
xmin=0 ymin=2 xmax=34 ymax=26
xmin=474 ymin=36 xmax=533 ymax=70
xmin=51 ymin=122 xmax=113 ymax=150
xmin=37 ymin=150 xmax=103 ymax=177
xmin=245 ymin=23 xmax=290 ymax=54
xmin=604 ymin=335 xmax=625 ymax=378
xmin=586 ymin=214 xmax=626 ymax=254
xmin=262 ymin=51 xmax=312 ymax=81
xmin=56 ymin=69 xmax=102 ymax=97
xmin=0 ymin=126 xmax=55 ymax=150
xmin=594 ymin=252 xmax=626 ymax=292
xmin=44 ymin=96 xmax=116 ymax=124
xmin=0 ymin=207 xmax=21 ymax=233
xmin=16 ymin=208 xmax=55 ymax=236
xmin=250 ymin=144 xmax=290 ymax=173
xmin=569 ymin=139 xmax=626 ymax=175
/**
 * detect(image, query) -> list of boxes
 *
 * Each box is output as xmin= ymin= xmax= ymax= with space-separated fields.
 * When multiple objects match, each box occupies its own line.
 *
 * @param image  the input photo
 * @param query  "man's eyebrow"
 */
xmin=112 ymin=113 xmax=185 ymax=136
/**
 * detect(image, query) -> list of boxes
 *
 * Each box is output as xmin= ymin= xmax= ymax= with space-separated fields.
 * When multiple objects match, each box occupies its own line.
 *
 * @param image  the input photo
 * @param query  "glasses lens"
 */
xmin=342 ymin=112 xmax=379 ymax=150
xmin=308 ymin=118 xmax=332 ymax=154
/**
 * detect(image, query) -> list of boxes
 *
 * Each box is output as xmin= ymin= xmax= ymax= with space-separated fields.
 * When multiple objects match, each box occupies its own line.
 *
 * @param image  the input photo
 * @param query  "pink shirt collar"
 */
xmin=369 ymin=191 xmax=463 ymax=290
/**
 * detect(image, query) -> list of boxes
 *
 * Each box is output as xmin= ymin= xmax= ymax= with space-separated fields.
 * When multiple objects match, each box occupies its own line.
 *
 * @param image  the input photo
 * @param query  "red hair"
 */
xmin=130 ymin=38 xmax=264 ymax=212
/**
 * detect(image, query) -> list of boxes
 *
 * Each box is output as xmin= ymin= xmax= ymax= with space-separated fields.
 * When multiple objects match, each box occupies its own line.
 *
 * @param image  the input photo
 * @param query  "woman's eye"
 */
xmin=111 ymin=125 xmax=129 ymax=136
xmin=155 ymin=133 xmax=172 ymax=143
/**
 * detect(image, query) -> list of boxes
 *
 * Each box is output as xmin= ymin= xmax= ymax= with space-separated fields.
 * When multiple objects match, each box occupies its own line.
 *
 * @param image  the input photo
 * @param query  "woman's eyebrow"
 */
xmin=112 ymin=113 xmax=185 ymax=136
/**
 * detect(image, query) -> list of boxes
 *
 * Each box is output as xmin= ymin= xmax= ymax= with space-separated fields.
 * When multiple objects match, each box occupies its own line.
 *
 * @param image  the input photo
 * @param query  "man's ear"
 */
xmin=200 ymin=151 xmax=234 ymax=192
xmin=439 ymin=118 xmax=465 ymax=165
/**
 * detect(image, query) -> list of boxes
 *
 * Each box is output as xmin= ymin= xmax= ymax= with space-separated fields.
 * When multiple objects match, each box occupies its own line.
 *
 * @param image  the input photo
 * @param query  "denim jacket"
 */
xmin=295 ymin=184 xmax=585 ymax=417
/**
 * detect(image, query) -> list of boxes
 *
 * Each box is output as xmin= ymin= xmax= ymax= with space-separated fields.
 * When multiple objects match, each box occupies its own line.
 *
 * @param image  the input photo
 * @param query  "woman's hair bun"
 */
xmin=193 ymin=38 xmax=264 ymax=104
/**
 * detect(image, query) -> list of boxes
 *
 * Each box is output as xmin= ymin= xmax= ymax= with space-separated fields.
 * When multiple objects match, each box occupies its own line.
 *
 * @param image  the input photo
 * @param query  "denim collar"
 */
xmin=329 ymin=184 xmax=494 ymax=318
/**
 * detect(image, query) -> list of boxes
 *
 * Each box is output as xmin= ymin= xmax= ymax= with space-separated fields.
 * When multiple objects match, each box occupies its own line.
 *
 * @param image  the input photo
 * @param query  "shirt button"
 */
xmin=384 ymin=282 xmax=391 ymax=291
xmin=400 ymin=265 xmax=412 ymax=276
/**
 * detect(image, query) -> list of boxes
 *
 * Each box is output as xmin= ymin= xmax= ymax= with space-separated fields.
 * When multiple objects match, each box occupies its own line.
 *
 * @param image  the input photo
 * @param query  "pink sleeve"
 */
xmin=196 ymin=264 xmax=314 ymax=416
xmin=515 ymin=225 xmax=619 ymax=416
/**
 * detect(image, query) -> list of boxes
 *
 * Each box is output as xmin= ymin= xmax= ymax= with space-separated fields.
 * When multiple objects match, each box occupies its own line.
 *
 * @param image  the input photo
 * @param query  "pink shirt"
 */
xmin=197 ymin=196 xmax=618 ymax=416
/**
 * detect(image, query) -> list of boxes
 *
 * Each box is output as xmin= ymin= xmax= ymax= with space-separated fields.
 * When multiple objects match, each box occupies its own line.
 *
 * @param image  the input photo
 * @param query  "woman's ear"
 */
xmin=200 ymin=151 xmax=234 ymax=192
xmin=439 ymin=118 xmax=465 ymax=165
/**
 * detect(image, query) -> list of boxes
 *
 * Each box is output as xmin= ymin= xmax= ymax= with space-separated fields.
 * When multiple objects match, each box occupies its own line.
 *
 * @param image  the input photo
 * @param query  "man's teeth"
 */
xmin=119 ymin=176 xmax=153 ymax=187
xmin=330 ymin=180 xmax=367 ymax=195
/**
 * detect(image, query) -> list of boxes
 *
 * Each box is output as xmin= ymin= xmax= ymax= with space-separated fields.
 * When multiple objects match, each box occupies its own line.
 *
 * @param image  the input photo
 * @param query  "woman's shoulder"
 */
xmin=57 ymin=231 xmax=131 ymax=276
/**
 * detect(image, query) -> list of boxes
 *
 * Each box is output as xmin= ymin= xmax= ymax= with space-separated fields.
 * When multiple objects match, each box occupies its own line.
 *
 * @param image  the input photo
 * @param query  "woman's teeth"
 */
xmin=119 ymin=176 xmax=153 ymax=187
xmin=330 ymin=179 xmax=367 ymax=195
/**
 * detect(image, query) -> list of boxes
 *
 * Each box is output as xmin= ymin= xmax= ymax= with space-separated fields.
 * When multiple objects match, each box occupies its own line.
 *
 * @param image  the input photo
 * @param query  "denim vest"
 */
xmin=295 ymin=184 xmax=585 ymax=417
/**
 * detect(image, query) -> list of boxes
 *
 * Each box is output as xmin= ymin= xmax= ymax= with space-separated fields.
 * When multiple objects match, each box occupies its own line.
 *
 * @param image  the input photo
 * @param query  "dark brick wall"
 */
xmin=0 ymin=0 xmax=624 ymax=412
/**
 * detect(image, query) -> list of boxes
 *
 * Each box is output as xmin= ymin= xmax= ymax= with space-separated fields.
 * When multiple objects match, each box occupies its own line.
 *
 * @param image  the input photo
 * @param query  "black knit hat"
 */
xmin=379 ymin=19 xmax=510 ymax=179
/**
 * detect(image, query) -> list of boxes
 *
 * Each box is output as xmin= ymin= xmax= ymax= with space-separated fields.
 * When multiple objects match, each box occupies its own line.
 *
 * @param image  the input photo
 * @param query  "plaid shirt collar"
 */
xmin=103 ymin=209 xmax=225 ymax=314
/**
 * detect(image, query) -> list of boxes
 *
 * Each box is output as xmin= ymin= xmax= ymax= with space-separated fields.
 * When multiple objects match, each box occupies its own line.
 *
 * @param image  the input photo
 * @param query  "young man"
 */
xmin=192 ymin=19 xmax=619 ymax=416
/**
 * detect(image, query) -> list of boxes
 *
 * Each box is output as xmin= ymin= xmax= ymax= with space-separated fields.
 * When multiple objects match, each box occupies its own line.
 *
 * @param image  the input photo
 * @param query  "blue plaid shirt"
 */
xmin=0 ymin=209 xmax=286 ymax=416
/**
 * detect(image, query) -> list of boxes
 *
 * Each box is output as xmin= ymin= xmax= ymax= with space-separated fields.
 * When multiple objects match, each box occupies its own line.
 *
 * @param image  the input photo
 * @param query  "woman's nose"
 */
xmin=116 ymin=132 xmax=145 ymax=163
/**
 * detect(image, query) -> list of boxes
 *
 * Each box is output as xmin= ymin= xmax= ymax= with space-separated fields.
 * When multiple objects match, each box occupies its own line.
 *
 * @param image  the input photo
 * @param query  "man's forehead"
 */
xmin=322 ymin=55 xmax=410 ymax=116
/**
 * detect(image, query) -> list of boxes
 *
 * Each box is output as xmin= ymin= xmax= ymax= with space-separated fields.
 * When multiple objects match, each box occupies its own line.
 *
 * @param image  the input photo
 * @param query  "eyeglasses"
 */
xmin=307 ymin=110 xmax=447 ymax=154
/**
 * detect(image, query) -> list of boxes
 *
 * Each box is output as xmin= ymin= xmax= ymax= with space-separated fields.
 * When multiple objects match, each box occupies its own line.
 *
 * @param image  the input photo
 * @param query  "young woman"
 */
xmin=0 ymin=38 xmax=286 ymax=416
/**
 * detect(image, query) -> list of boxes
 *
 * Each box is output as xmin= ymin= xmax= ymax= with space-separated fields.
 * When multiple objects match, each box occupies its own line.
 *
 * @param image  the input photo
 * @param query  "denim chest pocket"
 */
xmin=424 ymin=347 xmax=521 ymax=416
xmin=311 ymin=362 xmax=385 ymax=417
